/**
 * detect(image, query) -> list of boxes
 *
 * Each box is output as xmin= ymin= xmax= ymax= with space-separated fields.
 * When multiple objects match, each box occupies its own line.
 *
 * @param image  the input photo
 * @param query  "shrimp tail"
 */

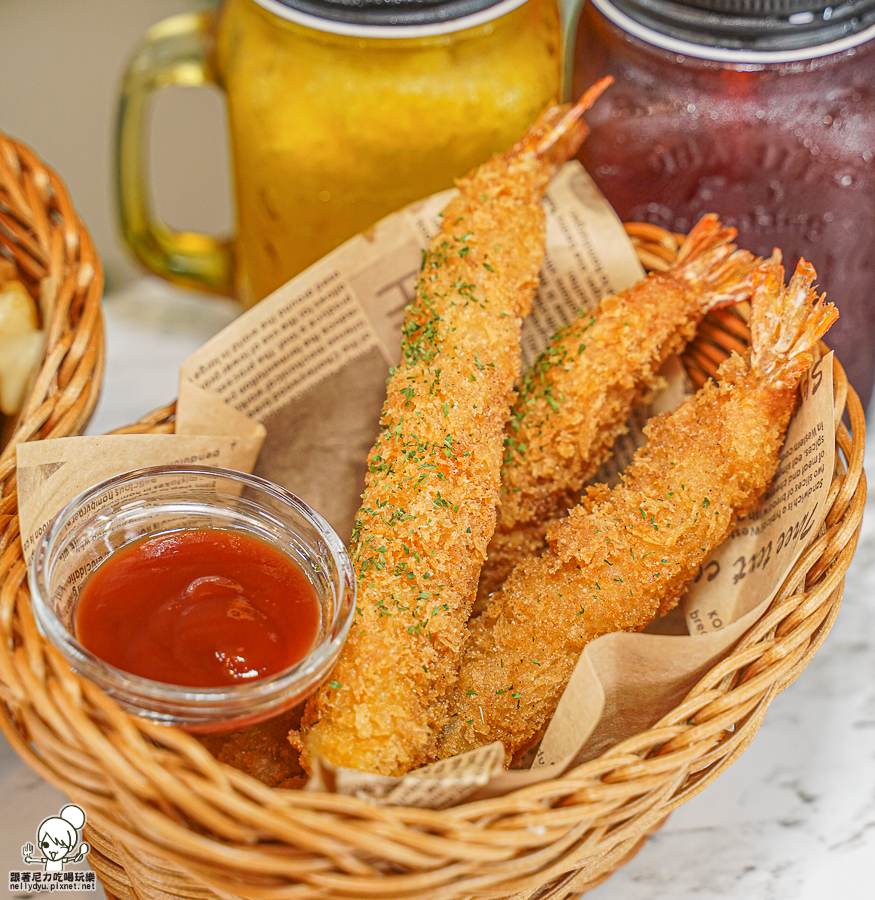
xmin=671 ymin=213 xmax=761 ymax=311
xmin=750 ymin=252 xmax=839 ymax=387
xmin=530 ymin=76 xmax=614 ymax=168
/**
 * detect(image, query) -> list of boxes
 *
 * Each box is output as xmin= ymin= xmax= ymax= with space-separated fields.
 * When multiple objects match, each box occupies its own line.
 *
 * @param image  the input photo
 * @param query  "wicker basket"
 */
xmin=0 ymin=131 xmax=104 ymax=519
xmin=0 ymin=205 xmax=866 ymax=899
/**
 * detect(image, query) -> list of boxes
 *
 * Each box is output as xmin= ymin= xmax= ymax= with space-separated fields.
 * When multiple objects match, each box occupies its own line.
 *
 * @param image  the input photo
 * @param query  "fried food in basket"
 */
xmin=199 ymin=706 xmax=306 ymax=789
xmin=437 ymin=255 xmax=838 ymax=763
xmin=0 ymin=260 xmax=43 ymax=416
xmin=297 ymin=80 xmax=614 ymax=778
xmin=479 ymin=214 xmax=761 ymax=600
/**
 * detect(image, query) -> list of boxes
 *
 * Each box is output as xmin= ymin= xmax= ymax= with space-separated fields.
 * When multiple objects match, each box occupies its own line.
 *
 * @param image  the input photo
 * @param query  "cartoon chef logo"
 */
xmin=22 ymin=805 xmax=90 ymax=874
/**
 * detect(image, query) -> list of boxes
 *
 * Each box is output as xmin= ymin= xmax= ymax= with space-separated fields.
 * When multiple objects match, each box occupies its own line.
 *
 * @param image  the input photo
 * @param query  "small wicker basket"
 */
xmin=0 ymin=160 xmax=866 ymax=900
xmin=0 ymin=131 xmax=104 ymax=526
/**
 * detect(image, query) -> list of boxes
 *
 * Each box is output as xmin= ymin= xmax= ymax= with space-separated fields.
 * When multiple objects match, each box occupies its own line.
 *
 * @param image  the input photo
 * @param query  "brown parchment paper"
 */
xmin=17 ymin=433 xmax=264 ymax=567
xmin=15 ymin=161 xmax=836 ymax=807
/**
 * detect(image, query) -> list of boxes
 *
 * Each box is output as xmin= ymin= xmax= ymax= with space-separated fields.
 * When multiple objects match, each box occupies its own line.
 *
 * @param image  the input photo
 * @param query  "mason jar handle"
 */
xmin=116 ymin=11 xmax=234 ymax=298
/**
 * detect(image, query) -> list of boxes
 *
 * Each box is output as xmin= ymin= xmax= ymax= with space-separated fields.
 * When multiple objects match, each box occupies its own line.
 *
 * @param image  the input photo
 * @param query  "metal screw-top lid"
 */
xmin=602 ymin=0 xmax=875 ymax=51
xmin=681 ymin=0 xmax=837 ymax=11
xmin=257 ymin=0 xmax=520 ymax=27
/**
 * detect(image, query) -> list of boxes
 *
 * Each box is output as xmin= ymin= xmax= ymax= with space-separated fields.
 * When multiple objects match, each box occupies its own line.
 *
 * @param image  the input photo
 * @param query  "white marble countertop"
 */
xmin=2 ymin=278 xmax=872 ymax=899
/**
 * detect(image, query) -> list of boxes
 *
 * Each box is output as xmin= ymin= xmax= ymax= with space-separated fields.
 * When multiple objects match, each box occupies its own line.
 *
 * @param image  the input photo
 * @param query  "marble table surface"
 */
xmin=1 ymin=278 xmax=872 ymax=899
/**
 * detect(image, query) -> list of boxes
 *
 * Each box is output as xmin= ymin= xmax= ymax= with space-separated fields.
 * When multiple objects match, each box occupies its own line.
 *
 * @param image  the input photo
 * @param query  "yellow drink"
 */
xmin=117 ymin=0 xmax=561 ymax=307
xmin=216 ymin=0 xmax=561 ymax=305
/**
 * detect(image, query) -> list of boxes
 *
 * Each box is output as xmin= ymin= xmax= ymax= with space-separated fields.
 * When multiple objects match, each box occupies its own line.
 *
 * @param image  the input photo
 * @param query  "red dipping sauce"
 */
xmin=74 ymin=529 xmax=321 ymax=688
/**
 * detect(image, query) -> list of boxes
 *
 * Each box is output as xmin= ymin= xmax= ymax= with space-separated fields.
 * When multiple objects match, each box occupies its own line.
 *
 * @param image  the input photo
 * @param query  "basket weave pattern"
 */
xmin=0 ymin=133 xmax=104 ymax=466
xmin=0 ymin=210 xmax=866 ymax=899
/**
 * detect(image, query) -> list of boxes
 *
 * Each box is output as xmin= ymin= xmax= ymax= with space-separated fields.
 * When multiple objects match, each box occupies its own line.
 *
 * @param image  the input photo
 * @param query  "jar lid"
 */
xmin=602 ymin=0 xmax=875 ymax=51
xmin=255 ymin=0 xmax=521 ymax=27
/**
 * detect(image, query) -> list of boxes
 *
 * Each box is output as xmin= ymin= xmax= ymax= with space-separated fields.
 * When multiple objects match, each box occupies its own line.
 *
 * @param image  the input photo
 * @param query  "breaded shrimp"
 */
xmin=438 ymin=255 xmax=837 ymax=764
xmin=199 ymin=707 xmax=305 ymax=789
xmin=479 ymin=215 xmax=761 ymax=600
xmin=297 ymin=80 xmax=614 ymax=777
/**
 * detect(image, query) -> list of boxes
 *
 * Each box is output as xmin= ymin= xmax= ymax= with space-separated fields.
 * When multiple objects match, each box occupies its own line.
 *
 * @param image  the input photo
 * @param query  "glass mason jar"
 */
xmin=569 ymin=0 xmax=875 ymax=408
xmin=117 ymin=0 xmax=562 ymax=308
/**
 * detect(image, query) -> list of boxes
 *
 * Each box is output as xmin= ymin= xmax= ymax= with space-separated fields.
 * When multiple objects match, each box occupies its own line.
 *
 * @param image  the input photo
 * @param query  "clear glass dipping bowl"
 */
xmin=28 ymin=465 xmax=355 ymax=734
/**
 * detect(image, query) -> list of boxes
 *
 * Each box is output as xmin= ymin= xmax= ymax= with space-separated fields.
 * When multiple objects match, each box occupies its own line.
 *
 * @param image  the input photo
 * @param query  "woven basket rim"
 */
xmin=0 ymin=129 xmax=105 ymax=469
xmin=0 ymin=213 xmax=867 ymax=900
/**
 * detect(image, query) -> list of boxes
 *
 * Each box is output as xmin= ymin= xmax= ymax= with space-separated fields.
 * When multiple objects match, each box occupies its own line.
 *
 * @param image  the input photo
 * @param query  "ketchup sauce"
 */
xmin=74 ymin=529 xmax=321 ymax=688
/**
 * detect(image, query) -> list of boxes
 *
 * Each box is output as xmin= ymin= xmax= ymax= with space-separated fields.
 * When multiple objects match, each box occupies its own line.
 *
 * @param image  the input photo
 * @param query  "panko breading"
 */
xmin=438 ymin=255 xmax=838 ymax=764
xmin=199 ymin=707 xmax=306 ymax=789
xmin=298 ymin=81 xmax=614 ymax=777
xmin=479 ymin=215 xmax=760 ymax=600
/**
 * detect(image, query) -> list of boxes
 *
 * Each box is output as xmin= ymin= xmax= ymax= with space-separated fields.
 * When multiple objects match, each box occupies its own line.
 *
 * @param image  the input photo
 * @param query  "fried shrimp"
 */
xmin=479 ymin=215 xmax=761 ymax=600
xmin=297 ymin=80 xmax=614 ymax=777
xmin=438 ymin=255 xmax=838 ymax=764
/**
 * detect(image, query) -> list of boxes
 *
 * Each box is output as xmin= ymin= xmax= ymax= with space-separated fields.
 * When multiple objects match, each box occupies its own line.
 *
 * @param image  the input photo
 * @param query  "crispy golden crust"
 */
xmin=438 ymin=257 xmax=837 ymax=763
xmin=479 ymin=215 xmax=760 ymax=600
xmin=199 ymin=706 xmax=306 ymax=789
xmin=298 ymin=85 xmax=612 ymax=777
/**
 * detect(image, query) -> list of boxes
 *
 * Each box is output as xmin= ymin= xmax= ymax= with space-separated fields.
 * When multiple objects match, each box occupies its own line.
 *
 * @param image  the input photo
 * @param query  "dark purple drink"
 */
xmin=572 ymin=0 xmax=875 ymax=407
